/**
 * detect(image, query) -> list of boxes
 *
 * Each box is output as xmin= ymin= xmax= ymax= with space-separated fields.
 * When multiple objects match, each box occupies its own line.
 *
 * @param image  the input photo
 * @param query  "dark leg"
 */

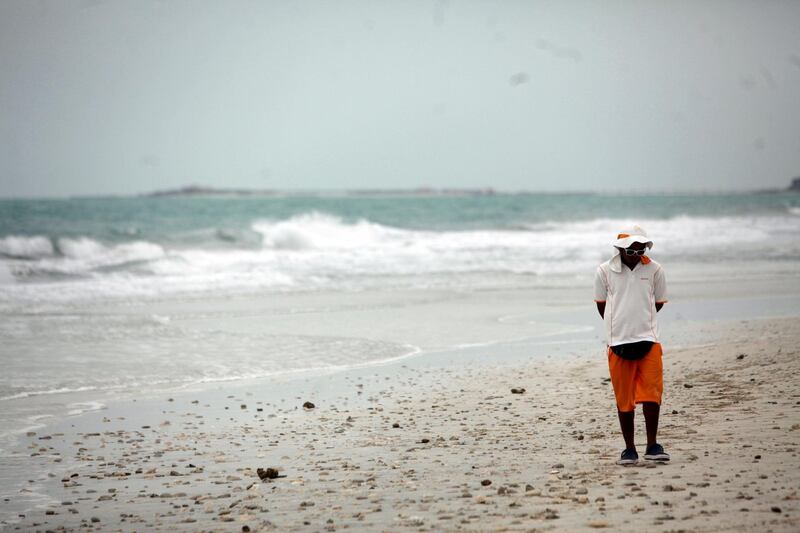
xmin=617 ymin=410 xmax=635 ymax=449
xmin=642 ymin=402 xmax=660 ymax=446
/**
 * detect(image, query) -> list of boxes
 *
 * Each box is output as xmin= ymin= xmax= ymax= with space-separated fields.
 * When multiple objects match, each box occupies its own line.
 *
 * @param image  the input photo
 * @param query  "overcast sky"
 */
xmin=1 ymin=0 xmax=799 ymax=198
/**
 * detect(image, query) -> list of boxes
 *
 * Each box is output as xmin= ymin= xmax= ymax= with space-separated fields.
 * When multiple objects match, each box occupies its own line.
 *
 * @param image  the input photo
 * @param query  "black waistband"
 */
xmin=610 ymin=341 xmax=654 ymax=360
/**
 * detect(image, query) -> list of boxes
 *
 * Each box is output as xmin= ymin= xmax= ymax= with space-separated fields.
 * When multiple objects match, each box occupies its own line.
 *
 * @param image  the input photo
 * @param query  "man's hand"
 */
xmin=596 ymin=301 xmax=605 ymax=319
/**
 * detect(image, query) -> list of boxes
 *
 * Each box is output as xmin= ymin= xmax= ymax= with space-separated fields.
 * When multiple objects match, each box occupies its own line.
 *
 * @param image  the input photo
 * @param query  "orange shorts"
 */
xmin=607 ymin=342 xmax=663 ymax=412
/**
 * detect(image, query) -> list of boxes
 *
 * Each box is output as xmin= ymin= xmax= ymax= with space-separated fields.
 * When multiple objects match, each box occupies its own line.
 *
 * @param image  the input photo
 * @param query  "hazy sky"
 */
xmin=2 ymin=0 xmax=800 ymax=197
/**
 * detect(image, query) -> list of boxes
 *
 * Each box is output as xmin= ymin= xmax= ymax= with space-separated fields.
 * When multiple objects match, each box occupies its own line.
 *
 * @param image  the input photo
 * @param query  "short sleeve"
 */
xmin=594 ymin=267 xmax=608 ymax=302
xmin=654 ymin=266 xmax=668 ymax=303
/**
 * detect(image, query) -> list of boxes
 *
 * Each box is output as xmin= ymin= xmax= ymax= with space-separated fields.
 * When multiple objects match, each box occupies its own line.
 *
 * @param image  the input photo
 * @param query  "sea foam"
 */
xmin=0 ymin=235 xmax=54 ymax=259
xmin=1 ymin=211 xmax=798 ymax=303
xmin=252 ymin=211 xmax=404 ymax=250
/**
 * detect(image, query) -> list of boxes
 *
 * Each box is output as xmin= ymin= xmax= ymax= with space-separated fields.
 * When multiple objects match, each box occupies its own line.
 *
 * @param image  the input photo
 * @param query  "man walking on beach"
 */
xmin=594 ymin=226 xmax=670 ymax=465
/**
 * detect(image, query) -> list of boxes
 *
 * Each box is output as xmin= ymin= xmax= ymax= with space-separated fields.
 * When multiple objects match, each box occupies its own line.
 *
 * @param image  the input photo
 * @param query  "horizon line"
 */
xmin=0 ymin=184 xmax=795 ymax=201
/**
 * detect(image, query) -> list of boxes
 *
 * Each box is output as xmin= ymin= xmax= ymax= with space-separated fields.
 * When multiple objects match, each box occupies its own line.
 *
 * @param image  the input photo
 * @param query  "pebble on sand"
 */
xmin=257 ymin=467 xmax=280 ymax=480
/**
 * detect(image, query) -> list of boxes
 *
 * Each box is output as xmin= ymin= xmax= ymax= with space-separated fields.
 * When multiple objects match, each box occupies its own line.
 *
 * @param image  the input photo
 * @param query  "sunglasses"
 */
xmin=624 ymin=248 xmax=646 ymax=256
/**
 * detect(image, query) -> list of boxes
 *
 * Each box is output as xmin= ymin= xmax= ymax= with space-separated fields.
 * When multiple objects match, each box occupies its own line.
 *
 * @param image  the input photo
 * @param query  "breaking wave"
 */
xmin=0 ymin=235 xmax=54 ymax=259
xmin=2 ymin=236 xmax=164 ymax=281
xmin=252 ymin=211 xmax=405 ymax=250
xmin=1 ymin=211 xmax=798 ymax=301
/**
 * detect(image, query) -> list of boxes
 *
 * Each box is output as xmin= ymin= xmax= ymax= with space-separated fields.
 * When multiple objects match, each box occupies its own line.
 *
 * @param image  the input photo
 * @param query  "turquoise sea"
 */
xmin=1 ymin=190 xmax=800 ymax=423
xmin=2 ymin=192 xmax=799 ymax=302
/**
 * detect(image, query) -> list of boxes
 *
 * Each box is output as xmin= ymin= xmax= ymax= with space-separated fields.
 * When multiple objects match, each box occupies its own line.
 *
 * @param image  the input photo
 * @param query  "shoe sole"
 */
xmin=643 ymin=454 xmax=670 ymax=461
xmin=616 ymin=459 xmax=638 ymax=465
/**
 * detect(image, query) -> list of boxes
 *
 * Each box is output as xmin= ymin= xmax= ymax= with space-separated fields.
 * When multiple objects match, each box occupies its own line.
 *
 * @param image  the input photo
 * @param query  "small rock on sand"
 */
xmin=302 ymin=401 xmax=315 ymax=409
xmin=257 ymin=467 xmax=280 ymax=480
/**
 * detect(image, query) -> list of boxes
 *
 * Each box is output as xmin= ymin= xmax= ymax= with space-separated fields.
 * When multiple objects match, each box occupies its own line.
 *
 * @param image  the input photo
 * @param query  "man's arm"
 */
xmin=596 ymin=301 xmax=605 ymax=319
xmin=594 ymin=267 xmax=608 ymax=319
xmin=654 ymin=267 xmax=667 ymax=313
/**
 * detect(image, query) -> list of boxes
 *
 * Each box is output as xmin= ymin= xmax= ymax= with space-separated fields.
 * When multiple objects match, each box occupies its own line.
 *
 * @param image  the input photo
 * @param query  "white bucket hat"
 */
xmin=613 ymin=225 xmax=653 ymax=250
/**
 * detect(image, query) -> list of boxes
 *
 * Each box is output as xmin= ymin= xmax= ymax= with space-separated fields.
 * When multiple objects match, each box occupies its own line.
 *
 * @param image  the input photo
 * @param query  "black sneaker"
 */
xmin=616 ymin=448 xmax=638 ymax=465
xmin=644 ymin=443 xmax=670 ymax=461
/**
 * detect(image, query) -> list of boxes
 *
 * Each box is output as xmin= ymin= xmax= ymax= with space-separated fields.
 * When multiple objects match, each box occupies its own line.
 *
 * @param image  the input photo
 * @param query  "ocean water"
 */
xmin=1 ymin=191 xmax=800 ymax=520
xmin=1 ymin=192 xmax=800 ymax=432
xmin=1 ymin=191 xmax=797 ymax=385
xmin=2 ymin=192 xmax=800 ymax=301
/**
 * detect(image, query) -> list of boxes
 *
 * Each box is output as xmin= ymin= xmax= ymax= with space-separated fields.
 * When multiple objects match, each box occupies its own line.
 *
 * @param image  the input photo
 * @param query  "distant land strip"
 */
xmin=140 ymin=180 xmax=800 ymax=198
xmin=142 ymin=185 xmax=499 ymax=197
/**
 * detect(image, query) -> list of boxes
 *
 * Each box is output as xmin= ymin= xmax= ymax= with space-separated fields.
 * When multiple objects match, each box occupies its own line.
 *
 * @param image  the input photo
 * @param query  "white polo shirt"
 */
xmin=594 ymin=254 xmax=667 ymax=347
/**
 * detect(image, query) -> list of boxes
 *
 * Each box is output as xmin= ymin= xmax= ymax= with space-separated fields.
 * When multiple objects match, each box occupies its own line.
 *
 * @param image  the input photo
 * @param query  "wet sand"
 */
xmin=4 ymin=315 xmax=799 ymax=532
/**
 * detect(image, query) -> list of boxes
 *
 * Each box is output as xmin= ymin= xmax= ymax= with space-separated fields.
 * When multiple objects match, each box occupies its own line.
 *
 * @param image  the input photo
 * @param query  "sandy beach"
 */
xmin=3 ymin=298 xmax=799 ymax=531
xmin=3 ymin=0 xmax=800 ymax=529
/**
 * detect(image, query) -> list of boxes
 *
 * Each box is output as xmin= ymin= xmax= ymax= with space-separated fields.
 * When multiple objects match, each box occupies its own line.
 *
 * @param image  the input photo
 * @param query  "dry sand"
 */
xmin=5 ymin=316 xmax=799 ymax=532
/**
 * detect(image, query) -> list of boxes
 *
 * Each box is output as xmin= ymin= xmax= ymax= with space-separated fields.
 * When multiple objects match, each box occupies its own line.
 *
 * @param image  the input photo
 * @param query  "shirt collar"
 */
xmin=610 ymin=251 xmax=651 ymax=273
xmin=610 ymin=251 xmax=622 ymax=273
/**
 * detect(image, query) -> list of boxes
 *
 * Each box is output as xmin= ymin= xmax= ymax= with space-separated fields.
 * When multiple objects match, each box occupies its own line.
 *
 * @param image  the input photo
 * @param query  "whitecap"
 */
xmin=32 ymin=237 xmax=168 ymax=275
xmin=252 ymin=211 xmax=405 ymax=250
xmin=0 ymin=235 xmax=54 ymax=259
